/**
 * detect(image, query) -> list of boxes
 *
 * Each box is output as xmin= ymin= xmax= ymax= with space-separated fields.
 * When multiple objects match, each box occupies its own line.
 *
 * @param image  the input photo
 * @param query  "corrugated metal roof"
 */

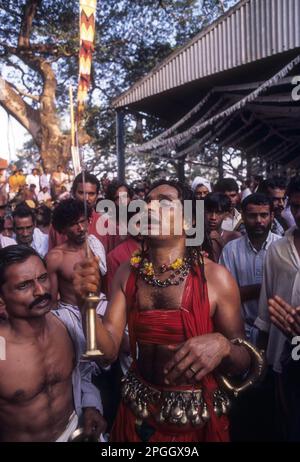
xmin=113 ymin=0 xmax=300 ymax=109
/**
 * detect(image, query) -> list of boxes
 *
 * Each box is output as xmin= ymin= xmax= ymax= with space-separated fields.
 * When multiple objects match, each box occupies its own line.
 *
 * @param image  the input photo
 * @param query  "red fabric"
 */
xmin=105 ymin=238 xmax=140 ymax=299
xmin=92 ymin=214 xmax=124 ymax=254
xmin=135 ymin=310 xmax=185 ymax=345
xmin=110 ymin=266 xmax=229 ymax=442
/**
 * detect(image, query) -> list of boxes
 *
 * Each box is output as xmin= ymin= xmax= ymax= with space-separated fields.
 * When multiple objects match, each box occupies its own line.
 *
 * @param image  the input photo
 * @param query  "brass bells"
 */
xmin=155 ymin=391 xmax=210 ymax=427
xmin=122 ymin=371 xmax=231 ymax=428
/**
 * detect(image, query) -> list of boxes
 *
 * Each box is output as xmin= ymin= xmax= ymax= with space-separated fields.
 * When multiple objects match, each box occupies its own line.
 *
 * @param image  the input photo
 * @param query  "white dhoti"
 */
xmin=56 ymin=411 xmax=79 ymax=442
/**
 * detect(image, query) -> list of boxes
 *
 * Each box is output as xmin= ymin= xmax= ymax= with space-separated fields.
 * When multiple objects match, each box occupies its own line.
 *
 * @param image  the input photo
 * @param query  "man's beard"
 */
xmin=246 ymin=225 xmax=270 ymax=239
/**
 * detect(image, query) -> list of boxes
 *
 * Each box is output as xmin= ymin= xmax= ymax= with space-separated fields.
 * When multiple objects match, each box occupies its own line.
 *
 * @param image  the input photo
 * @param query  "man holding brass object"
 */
xmin=74 ymin=180 xmax=264 ymax=442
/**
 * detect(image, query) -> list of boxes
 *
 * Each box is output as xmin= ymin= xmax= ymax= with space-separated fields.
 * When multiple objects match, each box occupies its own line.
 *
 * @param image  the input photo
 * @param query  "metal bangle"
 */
xmin=218 ymin=338 xmax=266 ymax=398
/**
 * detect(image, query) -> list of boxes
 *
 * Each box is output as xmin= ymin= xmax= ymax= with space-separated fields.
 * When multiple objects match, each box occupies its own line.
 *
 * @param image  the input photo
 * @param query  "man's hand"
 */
xmin=73 ymin=256 xmax=101 ymax=308
xmin=164 ymin=333 xmax=231 ymax=384
xmin=268 ymin=295 xmax=300 ymax=337
xmin=82 ymin=407 xmax=106 ymax=440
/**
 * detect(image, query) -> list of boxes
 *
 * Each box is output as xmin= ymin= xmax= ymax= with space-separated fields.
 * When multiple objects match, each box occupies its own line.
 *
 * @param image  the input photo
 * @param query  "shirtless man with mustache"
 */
xmin=0 ymin=245 xmax=105 ymax=442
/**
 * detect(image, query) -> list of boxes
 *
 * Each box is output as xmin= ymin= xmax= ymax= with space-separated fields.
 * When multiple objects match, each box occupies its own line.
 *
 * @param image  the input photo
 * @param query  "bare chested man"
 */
xmin=204 ymin=192 xmax=241 ymax=262
xmin=73 ymin=180 xmax=262 ymax=443
xmin=46 ymin=198 xmax=106 ymax=309
xmin=0 ymin=245 xmax=105 ymax=442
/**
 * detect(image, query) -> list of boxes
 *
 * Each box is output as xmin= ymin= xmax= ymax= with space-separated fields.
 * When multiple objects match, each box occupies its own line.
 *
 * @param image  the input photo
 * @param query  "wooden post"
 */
xmin=246 ymin=151 xmax=252 ymax=178
xmin=217 ymin=146 xmax=224 ymax=179
xmin=116 ymin=110 xmax=125 ymax=182
xmin=69 ymin=85 xmax=75 ymax=147
xmin=177 ymin=156 xmax=186 ymax=183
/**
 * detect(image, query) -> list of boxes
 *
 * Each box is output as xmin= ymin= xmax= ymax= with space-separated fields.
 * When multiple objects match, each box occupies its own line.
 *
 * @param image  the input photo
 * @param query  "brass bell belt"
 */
xmin=121 ymin=370 xmax=231 ymax=427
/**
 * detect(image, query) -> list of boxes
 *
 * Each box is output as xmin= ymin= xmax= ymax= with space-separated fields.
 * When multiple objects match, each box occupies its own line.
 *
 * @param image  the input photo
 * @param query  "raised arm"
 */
xmin=73 ymin=257 xmax=128 ymax=365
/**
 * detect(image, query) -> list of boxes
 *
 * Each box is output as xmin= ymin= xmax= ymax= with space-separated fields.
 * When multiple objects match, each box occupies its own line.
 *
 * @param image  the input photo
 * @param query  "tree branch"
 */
xmin=6 ymin=57 xmax=39 ymax=94
xmin=0 ymin=77 xmax=41 ymax=145
xmin=0 ymin=41 xmax=75 ymax=58
xmin=8 ymin=81 xmax=40 ymax=102
xmin=18 ymin=0 xmax=41 ymax=48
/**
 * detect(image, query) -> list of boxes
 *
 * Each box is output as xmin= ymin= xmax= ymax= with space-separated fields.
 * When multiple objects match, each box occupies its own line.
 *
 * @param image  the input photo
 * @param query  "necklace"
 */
xmin=130 ymin=251 xmax=190 ymax=287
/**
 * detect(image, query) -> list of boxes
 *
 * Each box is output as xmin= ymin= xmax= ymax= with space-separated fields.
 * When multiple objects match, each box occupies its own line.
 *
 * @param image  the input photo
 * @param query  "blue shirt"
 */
xmin=219 ymin=231 xmax=281 ymax=342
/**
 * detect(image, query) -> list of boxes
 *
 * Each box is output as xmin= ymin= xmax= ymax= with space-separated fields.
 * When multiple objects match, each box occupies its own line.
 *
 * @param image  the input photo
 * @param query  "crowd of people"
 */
xmin=0 ymin=166 xmax=299 ymax=442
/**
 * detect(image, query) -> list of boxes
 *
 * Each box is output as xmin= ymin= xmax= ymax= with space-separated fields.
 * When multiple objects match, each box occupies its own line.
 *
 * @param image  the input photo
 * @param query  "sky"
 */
xmin=0 ymin=105 xmax=28 ymax=163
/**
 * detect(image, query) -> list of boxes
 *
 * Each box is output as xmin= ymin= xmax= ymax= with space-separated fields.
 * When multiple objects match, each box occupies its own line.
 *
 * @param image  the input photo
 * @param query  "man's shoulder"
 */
xmin=269 ymin=232 xmax=283 ymax=243
xmin=47 ymin=244 xmax=65 ymax=254
xmin=267 ymin=233 xmax=289 ymax=252
xmin=49 ymin=311 xmax=70 ymax=336
xmin=222 ymin=234 xmax=246 ymax=253
xmin=46 ymin=246 xmax=64 ymax=264
xmin=204 ymin=257 xmax=231 ymax=279
xmin=116 ymin=261 xmax=132 ymax=289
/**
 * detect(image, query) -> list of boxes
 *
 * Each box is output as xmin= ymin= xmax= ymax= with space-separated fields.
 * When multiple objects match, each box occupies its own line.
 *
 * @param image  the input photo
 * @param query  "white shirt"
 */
xmin=241 ymin=188 xmax=252 ymax=201
xmin=52 ymin=171 xmax=68 ymax=187
xmin=281 ymin=206 xmax=296 ymax=228
xmin=26 ymin=174 xmax=40 ymax=193
xmin=255 ymin=226 xmax=300 ymax=373
xmin=31 ymin=227 xmax=49 ymax=257
xmin=40 ymin=173 xmax=51 ymax=190
xmin=88 ymin=234 xmax=107 ymax=276
xmin=219 ymin=232 xmax=281 ymax=343
xmin=38 ymin=190 xmax=52 ymax=203
xmin=53 ymin=306 xmax=103 ymax=416
xmin=221 ymin=208 xmax=242 ymax=232
xmin=0 ymin=234 xmax=16 ymax=248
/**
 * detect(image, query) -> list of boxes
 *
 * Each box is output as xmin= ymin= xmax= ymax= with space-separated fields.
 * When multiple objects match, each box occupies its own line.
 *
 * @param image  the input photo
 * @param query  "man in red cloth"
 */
xmin=74 ymin=180 xmax=252 ymax=442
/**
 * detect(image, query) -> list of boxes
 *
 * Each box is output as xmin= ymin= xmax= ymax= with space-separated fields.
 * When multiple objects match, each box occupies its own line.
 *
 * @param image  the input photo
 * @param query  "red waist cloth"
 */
xmin=135 ymin=309 xmax=186 ymax=345
xmin=110 ymin=265 xmax=230 ymax=442
xmin=111 ymin=400 xmax=229 ymax=442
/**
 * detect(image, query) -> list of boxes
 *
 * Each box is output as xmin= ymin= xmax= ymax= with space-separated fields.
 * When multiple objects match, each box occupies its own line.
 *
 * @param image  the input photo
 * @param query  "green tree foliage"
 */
xmin=0 ymin=0 xmax=237 ymax=178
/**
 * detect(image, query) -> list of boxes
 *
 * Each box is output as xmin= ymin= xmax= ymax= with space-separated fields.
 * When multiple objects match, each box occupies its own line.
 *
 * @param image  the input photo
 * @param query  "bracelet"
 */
xmin=218 ymin=338 xmax=265 ymax=398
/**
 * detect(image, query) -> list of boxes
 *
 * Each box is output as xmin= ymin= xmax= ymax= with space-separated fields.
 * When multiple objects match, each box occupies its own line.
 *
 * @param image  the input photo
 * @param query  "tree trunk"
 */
xmin=0 ymin=1 xmax=78 ymax=170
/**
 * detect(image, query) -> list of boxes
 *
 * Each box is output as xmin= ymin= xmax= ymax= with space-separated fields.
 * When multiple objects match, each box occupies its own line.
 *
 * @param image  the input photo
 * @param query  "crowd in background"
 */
xmin=0 ymin=163 xmax=300 ymax=441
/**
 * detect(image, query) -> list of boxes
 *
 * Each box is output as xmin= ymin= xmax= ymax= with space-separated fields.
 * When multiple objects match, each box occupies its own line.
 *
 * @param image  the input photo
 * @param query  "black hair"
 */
xmin=204 ymin=193 xmax=231 ymax=214
xmin=241 ymin=193 xmax=273 ymax=213
xmin=105 ymin=180 xmax=134 ymax=201
xmin=287 ymin=176 xmax=300 ymax=198
xmin=146 ymin=179 xmax=194 ymax=203
xmin=0 ymin=245 xmax=44 ymax=287
xmin=257 ymin=176 xmax=287 ymax=194
xmin=12 ymin=204 xmax=35 ymax=223
xmin=36 ymin=205 xmax=52 ymax=227
xmin=52 ymin=198 xmax=92 ymax=233
xmin=71 ymin=172 xmax=100 ymax=195
xmin=144 ymin=179 xmax=213 ymax=282
xmin=214 ymin=178 xmax=239 ymax=193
